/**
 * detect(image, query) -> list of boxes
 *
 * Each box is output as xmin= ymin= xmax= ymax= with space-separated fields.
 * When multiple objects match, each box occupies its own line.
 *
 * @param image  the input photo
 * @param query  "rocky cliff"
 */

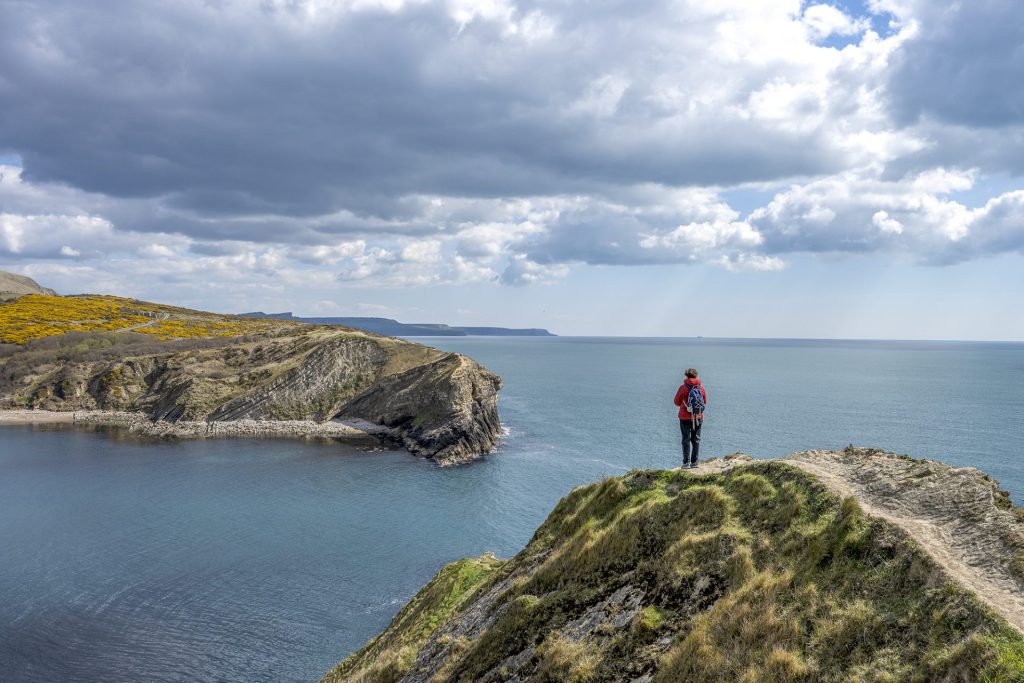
xmin=1 ymin=312 xmax=502 ymax=464
xmin=323 ymin=449 xmax=1024 ymax=682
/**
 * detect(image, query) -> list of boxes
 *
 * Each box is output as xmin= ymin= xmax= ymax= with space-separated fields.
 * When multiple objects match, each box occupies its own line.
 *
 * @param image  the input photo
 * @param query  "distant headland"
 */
xmin=241 ymin=312 xmax=556 ymax=337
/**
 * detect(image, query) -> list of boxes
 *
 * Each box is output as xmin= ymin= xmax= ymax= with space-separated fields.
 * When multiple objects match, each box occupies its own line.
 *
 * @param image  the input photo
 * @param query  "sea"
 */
xmin=1 ymin=337 xmax=1022 ymax=682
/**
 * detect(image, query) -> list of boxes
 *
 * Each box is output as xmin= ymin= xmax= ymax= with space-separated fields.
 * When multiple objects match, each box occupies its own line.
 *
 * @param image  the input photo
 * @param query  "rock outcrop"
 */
xmin=324 ymin=450 xmax=1024 ymax=682
xmin=2 ymin=325 xmax=502 ymax=464
xmin=337 ymin=353 xmax=502 ymax=464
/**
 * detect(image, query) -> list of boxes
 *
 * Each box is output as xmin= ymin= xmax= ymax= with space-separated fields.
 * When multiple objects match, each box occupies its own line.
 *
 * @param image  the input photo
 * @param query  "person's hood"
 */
xmin=684 ymin=377 xmax=702 ymax=387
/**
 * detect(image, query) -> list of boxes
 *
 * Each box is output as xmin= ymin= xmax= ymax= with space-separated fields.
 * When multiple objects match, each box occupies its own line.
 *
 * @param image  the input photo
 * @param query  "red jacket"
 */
xmin=674 ymin=378 xmax=707 ymax=420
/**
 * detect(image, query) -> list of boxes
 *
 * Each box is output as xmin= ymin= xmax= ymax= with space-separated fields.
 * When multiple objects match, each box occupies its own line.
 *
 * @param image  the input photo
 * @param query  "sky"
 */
xmin=1 ymin=0 xmax=1023 ymax=339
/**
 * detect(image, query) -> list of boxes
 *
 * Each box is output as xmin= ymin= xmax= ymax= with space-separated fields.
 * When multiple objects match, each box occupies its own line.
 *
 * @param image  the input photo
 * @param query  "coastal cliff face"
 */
xmin=1 ymin=323 xmax=502 ymax=464
xmin=324 ymin=450 xmax=1024 ymax=682
xmin=337 ymin=353 xmax=502 ymax=464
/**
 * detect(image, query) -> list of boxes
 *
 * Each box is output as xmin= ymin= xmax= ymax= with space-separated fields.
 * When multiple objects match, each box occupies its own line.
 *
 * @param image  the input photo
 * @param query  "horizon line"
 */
xmin=407 ymin=334 xmax=1024 ymax=344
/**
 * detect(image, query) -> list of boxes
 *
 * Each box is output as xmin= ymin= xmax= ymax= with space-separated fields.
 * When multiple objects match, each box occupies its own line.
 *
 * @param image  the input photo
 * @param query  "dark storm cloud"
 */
xmin=0 ymin=0 xmax=846 ymax=240
xmin=2 ymin=0 xmax=1023 ymax=283
xmin=887 ymin=0 xmax=1024 ymax=129
xmin=883 ymin=122 xmax=1024 ymax=180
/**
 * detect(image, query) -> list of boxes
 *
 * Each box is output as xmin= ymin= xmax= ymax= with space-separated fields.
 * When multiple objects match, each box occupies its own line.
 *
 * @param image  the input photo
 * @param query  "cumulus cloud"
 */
xmin=961 ymin=191 xmax=1024 ymax=259
xmin=802 ymin=4 xmax=867 ymax=41
xmin=751 ymin=167 xmax=1024 ymax=262
xmin=500 ymin=255 xmax=569 ymax=286
xmin=0 ymin=0 xmax=1021 ymax=300
xmin=718 ymin=253 xmax=787 ymax=272
xmin=639 ymin=220 xmax=763 ymax=253
xmin=872 ymin=210 xmax=903 ymax=235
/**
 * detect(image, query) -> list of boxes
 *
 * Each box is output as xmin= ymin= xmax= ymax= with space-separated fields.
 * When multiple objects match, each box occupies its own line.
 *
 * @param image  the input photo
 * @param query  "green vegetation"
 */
xmin=327 ymin=462 xmax=1024 ymax=682
xmin=632 ymin=605 xmax=666 ymax=635
xmin=322 ymin=554 xmax=505 ymax=683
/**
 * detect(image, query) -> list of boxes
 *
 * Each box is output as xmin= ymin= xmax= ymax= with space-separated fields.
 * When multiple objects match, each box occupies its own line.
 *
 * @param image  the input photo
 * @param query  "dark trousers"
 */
xmin=680 ymin=419 xmax=702 ymax=464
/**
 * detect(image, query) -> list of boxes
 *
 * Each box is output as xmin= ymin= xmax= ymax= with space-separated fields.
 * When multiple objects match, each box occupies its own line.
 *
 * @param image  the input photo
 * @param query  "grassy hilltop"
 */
xmin=0 ymin=293 xmax=290 ymax=345
xmin=325 ymin=455 xmax=1024 ymax=683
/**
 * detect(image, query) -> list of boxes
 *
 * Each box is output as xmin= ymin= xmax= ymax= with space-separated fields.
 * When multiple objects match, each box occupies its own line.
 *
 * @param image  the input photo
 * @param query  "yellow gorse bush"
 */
xmin=137 ymin=319 xmax=271 ymax=340
xmin=0 ymin=294 xmax=279 ymax=344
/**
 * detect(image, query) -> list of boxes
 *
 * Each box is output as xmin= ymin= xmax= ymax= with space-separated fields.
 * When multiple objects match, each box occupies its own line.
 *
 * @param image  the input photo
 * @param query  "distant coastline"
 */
xmin=241 ymin=312 xmax=556 ymax=337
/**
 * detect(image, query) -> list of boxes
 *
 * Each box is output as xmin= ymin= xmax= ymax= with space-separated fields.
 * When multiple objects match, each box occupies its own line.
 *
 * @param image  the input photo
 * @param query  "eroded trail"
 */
xmin=781 ymin=450 xmax=1024 ymax=633
xmin=116 ymin=311 xmax=169 ymax=332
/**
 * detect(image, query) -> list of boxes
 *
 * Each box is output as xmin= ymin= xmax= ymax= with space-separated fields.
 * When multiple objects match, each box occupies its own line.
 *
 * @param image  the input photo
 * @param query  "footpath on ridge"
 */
xmin=115 ymin=311 xmax=169 ymax=332
xmin=702 ymin=448 xmax=1024 ymax=633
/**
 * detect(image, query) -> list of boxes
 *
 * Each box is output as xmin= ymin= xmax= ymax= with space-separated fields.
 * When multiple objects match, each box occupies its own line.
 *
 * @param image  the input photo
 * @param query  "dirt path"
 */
xmin=686 ymin=451 xmax=1024 ymax=632
xmin=117 ymin=311 xmax=168 ymax=332
xmin=783 ymin=450 xmax=1024 ymax=633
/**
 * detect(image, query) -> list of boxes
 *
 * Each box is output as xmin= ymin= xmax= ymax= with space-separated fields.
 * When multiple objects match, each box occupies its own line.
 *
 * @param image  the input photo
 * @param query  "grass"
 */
xmin=328 ymin=462 xmax=1024 ymax=682
xmin=534 ymin=634 xmax=601 ymax=682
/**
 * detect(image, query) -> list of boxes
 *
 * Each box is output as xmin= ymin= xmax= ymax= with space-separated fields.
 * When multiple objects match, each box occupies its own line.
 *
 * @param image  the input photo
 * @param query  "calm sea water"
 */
xmin=1 ymin=337 xmax=1022 ymax=682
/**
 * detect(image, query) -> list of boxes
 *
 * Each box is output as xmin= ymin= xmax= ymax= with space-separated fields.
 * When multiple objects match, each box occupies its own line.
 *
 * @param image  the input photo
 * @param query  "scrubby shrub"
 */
xmin=632 ymin=605 xmax=666 ymax=635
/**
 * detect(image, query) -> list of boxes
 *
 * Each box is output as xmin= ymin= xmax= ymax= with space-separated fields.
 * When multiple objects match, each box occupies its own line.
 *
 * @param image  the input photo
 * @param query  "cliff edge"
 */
xmin=323 ymin=449 xmax=1024 ymax=682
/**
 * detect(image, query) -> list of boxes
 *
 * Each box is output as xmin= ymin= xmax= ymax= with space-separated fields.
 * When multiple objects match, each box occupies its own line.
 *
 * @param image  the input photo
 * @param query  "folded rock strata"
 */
xmin=3 ymin=326 xmax=502 ymax=465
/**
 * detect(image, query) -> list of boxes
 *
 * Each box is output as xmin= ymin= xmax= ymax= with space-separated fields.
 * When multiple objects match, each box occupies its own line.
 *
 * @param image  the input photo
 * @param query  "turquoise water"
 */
xmin=1 ymin=337 xmax=1022 ymax=682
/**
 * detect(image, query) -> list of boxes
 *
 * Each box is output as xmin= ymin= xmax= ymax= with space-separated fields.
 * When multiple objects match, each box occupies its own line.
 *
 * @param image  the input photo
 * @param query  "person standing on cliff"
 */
xmin=674 ymin=368 xmax=707 ymax=468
